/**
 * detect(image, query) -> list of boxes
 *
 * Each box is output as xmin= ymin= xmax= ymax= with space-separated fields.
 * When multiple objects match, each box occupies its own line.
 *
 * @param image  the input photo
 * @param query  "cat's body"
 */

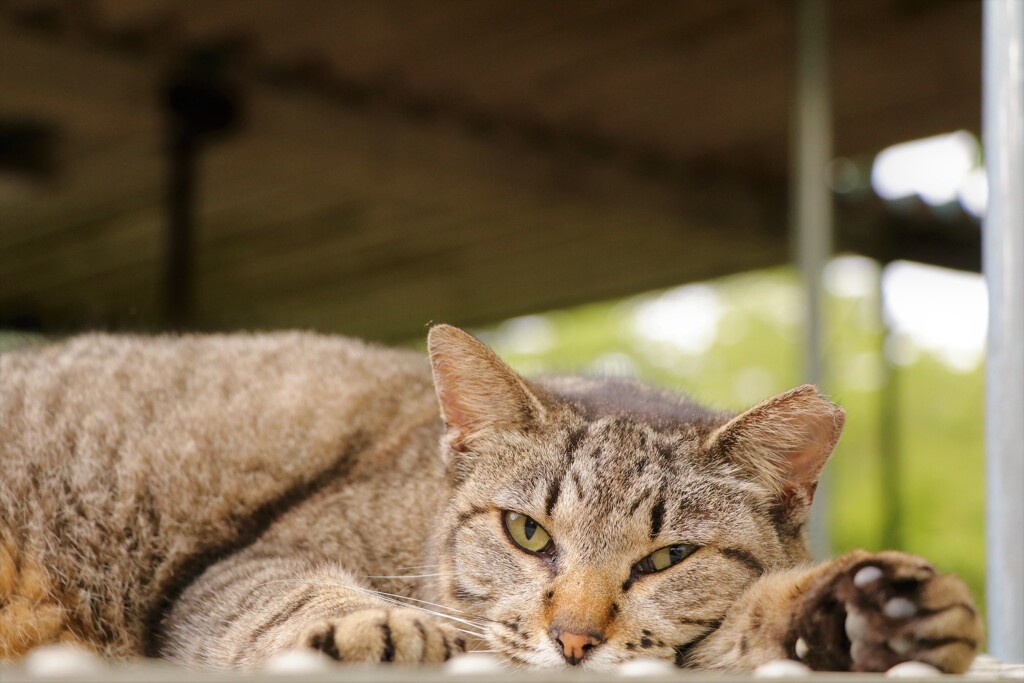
xmin=0 ymin=328 xmax=982 ymax=672
xmin=0 ymin=332 xmax=445 ymax=663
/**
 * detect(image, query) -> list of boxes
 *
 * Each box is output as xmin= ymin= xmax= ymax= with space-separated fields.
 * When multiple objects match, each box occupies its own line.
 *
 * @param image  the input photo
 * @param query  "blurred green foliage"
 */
xmin=477 ymin=264 xmax=986 ymax=613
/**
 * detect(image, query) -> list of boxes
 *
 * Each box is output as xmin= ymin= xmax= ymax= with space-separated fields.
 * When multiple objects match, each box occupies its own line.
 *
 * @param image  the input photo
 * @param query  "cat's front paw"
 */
xmin=792 ymin=551 xmax=982 ymax=673
xmin=297 ymin=608 xmax=468 ymax=664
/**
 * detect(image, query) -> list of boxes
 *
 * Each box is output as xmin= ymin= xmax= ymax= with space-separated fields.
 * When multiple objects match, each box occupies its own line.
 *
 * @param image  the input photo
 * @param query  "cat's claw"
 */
xmin=298 ymin=608 xmax=467 ymax=664
xmin=792 ymin=551 xmax=982 ymax=673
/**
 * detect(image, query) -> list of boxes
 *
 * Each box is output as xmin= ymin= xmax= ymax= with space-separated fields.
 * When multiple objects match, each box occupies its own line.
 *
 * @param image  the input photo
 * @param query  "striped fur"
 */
xmin=0 ymin=327 xmax=980 ymax=671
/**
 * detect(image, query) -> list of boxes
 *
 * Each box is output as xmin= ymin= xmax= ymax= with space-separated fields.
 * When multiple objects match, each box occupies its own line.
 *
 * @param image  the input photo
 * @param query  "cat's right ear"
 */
xmin=427 ymin=325 xmax=546 ymax=457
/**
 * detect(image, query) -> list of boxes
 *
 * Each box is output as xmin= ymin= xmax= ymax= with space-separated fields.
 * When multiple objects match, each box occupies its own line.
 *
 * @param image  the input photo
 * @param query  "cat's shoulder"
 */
xmin=3 ymin=330 xmax=421 ymax=362
xmin=0 ymin=331 xmax=432 ymax=392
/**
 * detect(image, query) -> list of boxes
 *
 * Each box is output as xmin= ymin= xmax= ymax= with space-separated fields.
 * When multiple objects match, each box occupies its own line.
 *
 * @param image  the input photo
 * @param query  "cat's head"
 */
xmin=426 ymin=325 xmax=844 ymax=670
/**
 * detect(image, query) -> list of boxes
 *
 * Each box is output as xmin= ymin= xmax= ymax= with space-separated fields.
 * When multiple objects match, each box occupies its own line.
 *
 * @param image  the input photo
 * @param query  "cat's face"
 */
xmin=427 ymin=326 xmax=843 ymax=670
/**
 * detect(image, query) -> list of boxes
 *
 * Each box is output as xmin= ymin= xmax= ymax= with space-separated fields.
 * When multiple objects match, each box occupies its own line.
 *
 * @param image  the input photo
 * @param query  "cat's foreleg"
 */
xmin=160 ymin=555 xmax=468 ymax=668
xmin=691 ymin=550 xmax=982 ymax=673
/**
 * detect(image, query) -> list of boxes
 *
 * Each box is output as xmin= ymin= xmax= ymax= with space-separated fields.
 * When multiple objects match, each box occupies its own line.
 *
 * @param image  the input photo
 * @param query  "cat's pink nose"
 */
xmin=551 ymin=627 xmax=602 ymax=665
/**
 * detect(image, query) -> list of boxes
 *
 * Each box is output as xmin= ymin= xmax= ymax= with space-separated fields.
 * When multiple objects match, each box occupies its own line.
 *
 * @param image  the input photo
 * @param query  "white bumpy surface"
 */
xmin=616 ymin=657 xmax=677 ymax=676
xmin=263 ymin=648 xmax=335 ymax=672
xmin=885 ymin=661 xmax=943 ymax=677
xmin=5 ymin=642 xmax=1024 ymax=681
xmin=22 ymin=644 xmax=104 ymax=677
xmin=753 ymin=659 xmax=812 ymax=677
xmin=443 ymin=652 xmax=506 ymax=674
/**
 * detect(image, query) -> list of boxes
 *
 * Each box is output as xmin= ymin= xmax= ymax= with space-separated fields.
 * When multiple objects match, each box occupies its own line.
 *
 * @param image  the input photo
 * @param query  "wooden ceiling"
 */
xmin=0 ymin=0 xmax=982 ymax=340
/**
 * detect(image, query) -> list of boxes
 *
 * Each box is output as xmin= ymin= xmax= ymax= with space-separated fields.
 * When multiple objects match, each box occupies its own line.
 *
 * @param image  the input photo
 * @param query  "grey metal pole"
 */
xmin=983 ymin=0 xmax=1024 ymax=663
xmin=792 ymin=0 xmax=833 ymax=559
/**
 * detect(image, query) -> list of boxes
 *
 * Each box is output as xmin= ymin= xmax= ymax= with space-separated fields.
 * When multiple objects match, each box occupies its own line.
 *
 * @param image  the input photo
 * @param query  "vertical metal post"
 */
xmin=878 ymin=276 xmax=903 ymax=551
xmin=792 ymin=0 xmax=834 ymax=559
xmin=983 ymin=0 xmax=1024 ymax=662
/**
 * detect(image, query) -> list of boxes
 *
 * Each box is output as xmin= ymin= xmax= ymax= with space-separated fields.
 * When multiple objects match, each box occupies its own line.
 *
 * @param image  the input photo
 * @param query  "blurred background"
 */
xmin=0 ymin=1 xmax=988 ymax=610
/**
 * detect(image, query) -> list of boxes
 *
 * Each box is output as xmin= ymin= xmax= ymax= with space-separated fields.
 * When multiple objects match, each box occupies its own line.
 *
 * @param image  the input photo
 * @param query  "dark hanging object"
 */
xmin=160 ymin=46 xmax=243 ymax=329
xmin=0 ymin=119 xmax=60 ymax=188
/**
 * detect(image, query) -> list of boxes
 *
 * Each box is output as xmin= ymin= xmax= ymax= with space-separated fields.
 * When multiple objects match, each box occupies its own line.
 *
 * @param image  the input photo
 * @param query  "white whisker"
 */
xmin=366 ymin=573 xmax=443 ymax=579
xmin=342 ymin=585 xmax=489 ymax=631
xmin=393 ymin=564 xmax=441 ymax=571
xmin=354 ymin=588 xmax=483 ymax=619
xmin=453 ymin=626 xmax=487 ymax=638
xmin=240 ymin=577 xmax=492 ymax=636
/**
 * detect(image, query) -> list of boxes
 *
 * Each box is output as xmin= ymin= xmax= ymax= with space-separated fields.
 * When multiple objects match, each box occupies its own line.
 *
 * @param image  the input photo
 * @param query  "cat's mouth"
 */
xmin=486 ymin=624 xmax=651 ymax=671
xmin=492 ymin=641 xmax=645 ymax=671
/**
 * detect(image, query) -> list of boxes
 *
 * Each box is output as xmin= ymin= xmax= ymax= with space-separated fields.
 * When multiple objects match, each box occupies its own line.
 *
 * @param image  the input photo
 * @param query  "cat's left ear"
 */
xmin=427 ymin=324 xmax=546 ymax=456
xmin=705 ymin=385 xmax=845 ymax=520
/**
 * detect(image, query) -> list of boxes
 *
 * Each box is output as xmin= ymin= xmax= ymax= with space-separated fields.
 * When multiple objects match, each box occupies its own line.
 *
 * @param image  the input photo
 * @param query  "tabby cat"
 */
xmin=0 ymin=326 xmax=982 ymax=672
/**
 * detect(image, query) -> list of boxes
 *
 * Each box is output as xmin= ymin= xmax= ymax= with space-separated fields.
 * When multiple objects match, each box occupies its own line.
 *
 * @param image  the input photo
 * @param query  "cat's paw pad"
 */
xmin=298 ymin=608 xmax=468 ymax=664
xmin=795 ymin=551 xmax=982 ymax=673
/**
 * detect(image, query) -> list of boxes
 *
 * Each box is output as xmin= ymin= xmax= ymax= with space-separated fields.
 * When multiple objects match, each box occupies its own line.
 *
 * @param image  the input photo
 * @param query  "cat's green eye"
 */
xmin=503 ymin=511 xmax=552 ymax=554
xmin=635 ymin=544 xmax=697 ymax=574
